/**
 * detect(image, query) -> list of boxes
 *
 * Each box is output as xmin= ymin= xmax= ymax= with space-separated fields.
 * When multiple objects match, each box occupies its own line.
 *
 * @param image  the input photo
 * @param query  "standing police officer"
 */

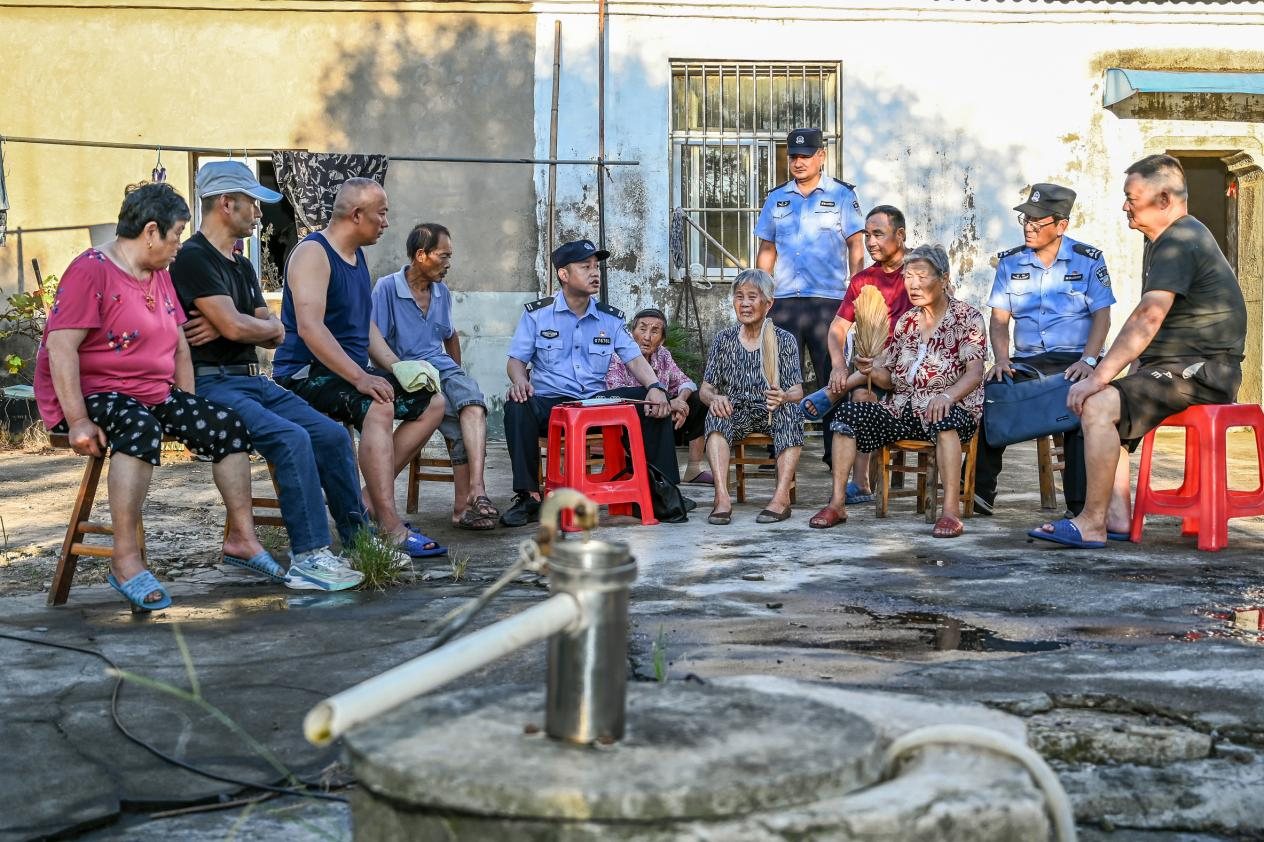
xmin=500 ymin=239 xmax=676 ymax=527
xmin=755 ymin=127 xmax=865 ymax=463
xmin=975 ymin=182 xmax=1114 ymax=516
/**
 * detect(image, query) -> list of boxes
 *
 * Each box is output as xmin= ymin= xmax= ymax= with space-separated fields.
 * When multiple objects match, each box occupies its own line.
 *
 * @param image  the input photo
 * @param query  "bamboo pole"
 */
xmin=547 ymin=20 xmax=562 ymax=295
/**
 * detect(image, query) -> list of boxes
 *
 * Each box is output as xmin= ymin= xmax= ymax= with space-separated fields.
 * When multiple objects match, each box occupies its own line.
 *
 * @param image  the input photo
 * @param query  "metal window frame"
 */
xmin=668 ymin=61 xmax=843 ymax=283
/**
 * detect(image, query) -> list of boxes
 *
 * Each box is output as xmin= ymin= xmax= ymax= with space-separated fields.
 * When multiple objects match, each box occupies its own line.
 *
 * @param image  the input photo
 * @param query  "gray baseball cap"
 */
xmin=195 ymin=161 xmax=283 ymax=203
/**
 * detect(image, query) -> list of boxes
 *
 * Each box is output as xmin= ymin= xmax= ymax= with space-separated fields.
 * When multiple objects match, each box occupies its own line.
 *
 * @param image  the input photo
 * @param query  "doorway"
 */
xmin=1171 ymin=153 xmax=1236 ymax=271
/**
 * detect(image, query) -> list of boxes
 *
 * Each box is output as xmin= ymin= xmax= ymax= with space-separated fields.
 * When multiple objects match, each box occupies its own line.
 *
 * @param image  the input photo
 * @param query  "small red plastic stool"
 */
xmin=1130 ymin=403 xmax=1264 ymax=551
xmin=546 ymin=402 xmax=658 ymax=529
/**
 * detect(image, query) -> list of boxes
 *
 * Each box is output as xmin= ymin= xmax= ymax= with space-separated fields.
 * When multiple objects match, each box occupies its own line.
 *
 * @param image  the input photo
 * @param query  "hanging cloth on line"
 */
xmin=0 ymin=140 xmax=10 ymax=247
xmin=271 ymin=152 xmax=389 ymax=236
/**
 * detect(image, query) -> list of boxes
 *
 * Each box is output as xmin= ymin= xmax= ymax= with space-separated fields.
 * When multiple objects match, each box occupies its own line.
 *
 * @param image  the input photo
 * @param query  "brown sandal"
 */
xmin=809 ymin=506 xmax=847 ymax=529
xmin=453 ymin=508 xmax=497 ymax=530
xmin=470 ymin=495 xmax=500 ymax=520
xmin=932 ymin=515 xmax=964 ymax=538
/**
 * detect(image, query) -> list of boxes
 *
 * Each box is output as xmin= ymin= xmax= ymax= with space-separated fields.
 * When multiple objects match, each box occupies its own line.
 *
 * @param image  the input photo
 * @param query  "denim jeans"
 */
xmin=196 ymin=373 xmax=368 ymax=553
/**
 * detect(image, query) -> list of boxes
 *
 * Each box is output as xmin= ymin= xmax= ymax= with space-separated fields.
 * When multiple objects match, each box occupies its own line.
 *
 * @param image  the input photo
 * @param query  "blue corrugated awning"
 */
xmin=1104 ymin=68 xmax=1264 ymax=107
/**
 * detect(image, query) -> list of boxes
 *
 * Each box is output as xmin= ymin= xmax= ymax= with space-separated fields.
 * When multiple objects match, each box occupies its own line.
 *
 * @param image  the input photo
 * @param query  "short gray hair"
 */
xmin=904 ymin=244 xmax=950 ymax=279
xmin=732 ymin=268 xmax=775 ymax=302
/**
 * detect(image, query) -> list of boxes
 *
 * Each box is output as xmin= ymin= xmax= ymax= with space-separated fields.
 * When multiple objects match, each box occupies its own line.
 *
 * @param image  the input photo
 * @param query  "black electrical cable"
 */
xmin=0 ymin=631 xmax=348 ymax=804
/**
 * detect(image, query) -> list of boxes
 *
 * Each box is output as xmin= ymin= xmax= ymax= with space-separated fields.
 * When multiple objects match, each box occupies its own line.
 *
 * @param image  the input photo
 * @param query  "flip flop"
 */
xmin=224 ymin=549 xmax=287 ymax=583
xmin=1028 ymin=518 xmax=1106 ymax=549
xmin=1107 ymin=531 xmax=1132 ymax=542
xmin=799 ymin=388 xmax=834 ymax=419
xmin=932 ymin=515 xmax=964 ymax=538
xmin=755 ymin=508 xmax=792 ymax=524
xmin=399 ymin=525 xmax=448 ymax=558
xmin=845 ymin=481 xmax=875 ymax=505
xmin=708 ymin=509 xmax=732 ymax=525
xmin=683 ymin=470 xmax=715 ymax=486
xmin=453 ymin=508 xmax=496 ymax=531
xmin=108 ymin=570 xmax=171 ymax=612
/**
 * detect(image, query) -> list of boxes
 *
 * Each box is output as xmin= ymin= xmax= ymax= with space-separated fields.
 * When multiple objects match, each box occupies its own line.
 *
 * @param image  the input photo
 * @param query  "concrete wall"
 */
xmin=533 ymin=1 xmax=1264 ymax=399
xmin=0 ymin=2 xmax=539 ymax=407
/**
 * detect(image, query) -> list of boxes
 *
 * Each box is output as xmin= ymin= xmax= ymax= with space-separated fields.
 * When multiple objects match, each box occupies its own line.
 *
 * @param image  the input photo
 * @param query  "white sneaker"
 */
xmin=286 ymin=548 xmax=364 ymax=591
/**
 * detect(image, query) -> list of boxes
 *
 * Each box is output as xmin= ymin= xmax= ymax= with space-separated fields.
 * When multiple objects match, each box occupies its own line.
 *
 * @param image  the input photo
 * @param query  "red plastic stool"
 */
xmin=1130 ymin=404 xmax=1264 ymax=551
xmin=546 ymin=402 xmax=658 ymax=528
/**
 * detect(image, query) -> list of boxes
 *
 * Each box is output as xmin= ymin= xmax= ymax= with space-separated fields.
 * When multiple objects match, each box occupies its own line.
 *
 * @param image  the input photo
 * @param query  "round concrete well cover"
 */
xmin=346 ymin=682 xmax=883 ymax=822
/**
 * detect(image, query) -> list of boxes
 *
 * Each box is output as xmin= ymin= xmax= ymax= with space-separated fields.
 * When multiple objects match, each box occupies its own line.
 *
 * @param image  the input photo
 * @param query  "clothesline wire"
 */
xmin=0 ymin=135 xmax=639 ymax=167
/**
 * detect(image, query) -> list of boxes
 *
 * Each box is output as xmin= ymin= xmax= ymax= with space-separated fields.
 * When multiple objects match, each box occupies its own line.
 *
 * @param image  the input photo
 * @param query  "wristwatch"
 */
xmin=1082 ymin=356 xmax=1098 ymax=367
xmin=648 ymin=382 xmax=668 ymax=394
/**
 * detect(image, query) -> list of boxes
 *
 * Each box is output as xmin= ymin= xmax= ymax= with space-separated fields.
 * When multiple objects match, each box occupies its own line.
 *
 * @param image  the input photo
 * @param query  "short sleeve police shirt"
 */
xmin=754 ymin=177 xmax=865 ymax=300
xmin=507 ymin=292 xmax=640 ymax=398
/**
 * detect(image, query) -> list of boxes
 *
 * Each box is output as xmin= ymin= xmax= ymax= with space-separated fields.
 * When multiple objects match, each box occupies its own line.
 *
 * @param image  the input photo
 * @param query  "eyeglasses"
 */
xmin=1018 ymin=214 xmax=1058 ymax=231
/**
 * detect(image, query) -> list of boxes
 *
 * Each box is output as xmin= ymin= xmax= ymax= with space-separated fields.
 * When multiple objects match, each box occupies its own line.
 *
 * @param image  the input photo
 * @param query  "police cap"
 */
xmin=1014 ymin=183 xmax=1076 ymax=220
xmin=787 ymin=128 xmax=824 ymax=157
xmin=551 ymin=239 xmax=610 ymax=268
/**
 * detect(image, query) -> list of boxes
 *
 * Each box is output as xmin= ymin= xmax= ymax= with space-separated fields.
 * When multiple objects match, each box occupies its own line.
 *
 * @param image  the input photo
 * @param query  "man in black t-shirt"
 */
xmin=170 ymin=162 xmax=369 ymax=591
xmin=1029 ymin=154 xmax=1247 ymax=549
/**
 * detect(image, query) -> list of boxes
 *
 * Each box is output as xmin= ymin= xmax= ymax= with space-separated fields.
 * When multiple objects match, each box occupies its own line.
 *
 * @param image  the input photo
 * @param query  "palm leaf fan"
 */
xmin=852 ymin=285 xmax=890 ymax=391
xmin=760 ymin=319 xmax=779 ymax=425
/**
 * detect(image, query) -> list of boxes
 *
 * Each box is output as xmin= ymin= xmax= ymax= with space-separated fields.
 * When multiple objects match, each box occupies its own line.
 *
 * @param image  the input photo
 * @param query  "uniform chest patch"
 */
xmin=593 ymin=336 xmax=612 ymax=345
xmin=539 ymin=329 xmax=560 ymax=339
xmin=1011 ymin=272 xmax=1030 ymax=281
xmin=819 ymin=200 xmax=836 ymax=208
xmin=1064 ymin=272 xmax=1084 ymax=282
xmin=776 ymin=200 xmax=791 ymax=207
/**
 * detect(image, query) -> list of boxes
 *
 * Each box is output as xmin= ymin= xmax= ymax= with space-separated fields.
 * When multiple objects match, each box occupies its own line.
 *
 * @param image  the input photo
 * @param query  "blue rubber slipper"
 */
xmin=224 ymin=550 xmax=287 ymax=582
xmin=400 ymin=525 xmax=447 ymax=558
xmin=1027 ymin=518 xmax=1106 ymax=549
xmin=800 ymin=388 xmax=834 ymax=420
xmin=1107 ymin=531 xmax=1132 ymax=542
xmin=845 ymin=481 xmax=875 ymax=505
xmin=108 ymin=570 xmax=172 ymax=612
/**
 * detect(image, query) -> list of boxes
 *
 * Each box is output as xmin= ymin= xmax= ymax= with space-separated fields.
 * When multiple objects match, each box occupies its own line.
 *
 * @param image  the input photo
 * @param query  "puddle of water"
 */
xmin=87 ymin=590 xmax=372 ymax=624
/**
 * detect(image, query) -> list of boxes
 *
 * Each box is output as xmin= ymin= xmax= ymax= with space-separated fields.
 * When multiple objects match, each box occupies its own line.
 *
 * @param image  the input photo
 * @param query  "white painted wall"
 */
xmin=532 ymin=0 xmax=1264 ymax=340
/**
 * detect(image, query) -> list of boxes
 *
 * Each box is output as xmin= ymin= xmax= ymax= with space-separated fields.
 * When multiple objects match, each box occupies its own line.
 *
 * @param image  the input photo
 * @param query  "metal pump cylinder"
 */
xmin=545 ymin=537 xmax=637 ymax=744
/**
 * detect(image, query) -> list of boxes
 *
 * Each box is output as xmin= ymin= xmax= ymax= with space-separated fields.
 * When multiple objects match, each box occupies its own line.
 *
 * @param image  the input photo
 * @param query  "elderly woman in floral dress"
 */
xmin=699 ymin=269 xmax=804 ymax=525
xmin=605 ymin=307 xmax=711 ymax=484
xmin=810 ymin=244 xmax=985 ymax=537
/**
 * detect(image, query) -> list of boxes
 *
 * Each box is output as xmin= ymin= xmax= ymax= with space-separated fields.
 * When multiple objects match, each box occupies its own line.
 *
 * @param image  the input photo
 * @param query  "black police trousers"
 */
xmin=503 ymin=387 xmax=681 ymax=494
xmin=972 ymin=351 xmax=1087 ymax=514
xmin=771 ymin=296 xmax=838 ymax=463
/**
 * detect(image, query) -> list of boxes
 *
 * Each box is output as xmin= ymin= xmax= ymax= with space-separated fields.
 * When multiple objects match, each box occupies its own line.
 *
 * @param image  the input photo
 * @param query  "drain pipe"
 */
xmin=305 ymin=491 xmax=636 ymax=747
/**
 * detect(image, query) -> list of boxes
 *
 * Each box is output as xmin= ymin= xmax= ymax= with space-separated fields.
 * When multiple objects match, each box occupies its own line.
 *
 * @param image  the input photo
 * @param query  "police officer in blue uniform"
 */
xmin=755 ymin=127 xmax=865 ymax=464
xmin=975 ymin=183 xmax=1115 ymax=516
xmin=500 ymin=239 xmax=678 ymax=526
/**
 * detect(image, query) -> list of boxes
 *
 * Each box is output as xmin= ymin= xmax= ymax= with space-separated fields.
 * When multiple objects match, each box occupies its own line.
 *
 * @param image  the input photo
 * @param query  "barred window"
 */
xmin=670 ymin=62 xmax=842 ymax=282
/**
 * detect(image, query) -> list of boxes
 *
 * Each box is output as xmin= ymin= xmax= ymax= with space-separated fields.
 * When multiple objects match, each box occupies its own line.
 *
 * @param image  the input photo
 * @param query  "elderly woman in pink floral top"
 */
xmin=810 ymin=244 xmax=986 ymax=538
xmin=606 ymin=308 xmax=711 ymax=483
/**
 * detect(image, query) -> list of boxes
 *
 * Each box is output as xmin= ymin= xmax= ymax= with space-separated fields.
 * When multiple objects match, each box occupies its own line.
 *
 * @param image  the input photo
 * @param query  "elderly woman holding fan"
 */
xmin=808 ymin=244 xmax=985 ymax=537
xmin=699 ymin=269 xmax=804 ymax=525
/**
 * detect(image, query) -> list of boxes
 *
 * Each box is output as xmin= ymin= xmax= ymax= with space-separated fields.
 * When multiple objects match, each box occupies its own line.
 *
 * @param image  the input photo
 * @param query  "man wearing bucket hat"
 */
xmin=975 ymin=182 xmax=1114 ymax=518
xmin=754 ymin=127 xmax=866 ymax=467
xmin=169 ymin=161 xmax=366 ymax=590
xmin=500 ymin=239 xmax=678 ymax=527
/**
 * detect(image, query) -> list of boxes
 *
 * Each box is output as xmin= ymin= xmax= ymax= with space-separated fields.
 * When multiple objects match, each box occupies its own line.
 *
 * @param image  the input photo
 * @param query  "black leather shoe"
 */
xmin=499 ymin=493 xmax=541 ymax=527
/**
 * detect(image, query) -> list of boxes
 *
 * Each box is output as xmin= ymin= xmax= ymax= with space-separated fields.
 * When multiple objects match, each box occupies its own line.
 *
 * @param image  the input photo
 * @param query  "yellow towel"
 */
xmin=391 ymin=360 xmax=442 ymax=393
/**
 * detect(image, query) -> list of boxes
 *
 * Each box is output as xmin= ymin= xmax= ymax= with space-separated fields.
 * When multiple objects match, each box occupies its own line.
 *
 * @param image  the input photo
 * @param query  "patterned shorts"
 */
xmin=276 ymin=362 xmax=435 ymax=430
xmin=830 ymin=401 xmax=977 ymax=454
xmin=704 ymin=399 xmax=805 ymax=455
xmin=52 ymin=388 xmax=250 ymax=465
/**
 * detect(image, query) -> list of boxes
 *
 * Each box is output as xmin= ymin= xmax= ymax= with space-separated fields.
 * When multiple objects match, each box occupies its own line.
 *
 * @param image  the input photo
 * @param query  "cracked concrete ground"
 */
xmin=1 ymin=432 xmax=1262 ymax=840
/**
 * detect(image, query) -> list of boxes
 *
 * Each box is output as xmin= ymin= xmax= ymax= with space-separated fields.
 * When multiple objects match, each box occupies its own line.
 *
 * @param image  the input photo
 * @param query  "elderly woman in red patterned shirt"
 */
xmin=606 ymin=308 xmax=711 ymax=483
xmin=810 ymin=244 xmax=986 ymax=538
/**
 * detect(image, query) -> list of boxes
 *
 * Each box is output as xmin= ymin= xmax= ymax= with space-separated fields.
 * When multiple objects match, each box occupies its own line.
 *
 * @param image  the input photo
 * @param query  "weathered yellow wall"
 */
xmin=0 ymin=4 xmax=538 ymax=296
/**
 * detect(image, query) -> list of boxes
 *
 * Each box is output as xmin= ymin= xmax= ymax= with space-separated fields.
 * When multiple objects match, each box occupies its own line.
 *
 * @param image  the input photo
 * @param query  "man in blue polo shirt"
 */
xmin=976 ymin=182 xmax=1114 ymax=516
xmin=755 ymin=127 xmax=865 ymax=464
xmin=500 ymin=239 xmax=675 ymax=527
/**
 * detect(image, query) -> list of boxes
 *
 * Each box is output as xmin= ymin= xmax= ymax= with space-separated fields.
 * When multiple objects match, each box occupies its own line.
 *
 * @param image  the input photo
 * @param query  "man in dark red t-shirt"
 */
xmin=821 ymin=205 xmax=911 ymax=501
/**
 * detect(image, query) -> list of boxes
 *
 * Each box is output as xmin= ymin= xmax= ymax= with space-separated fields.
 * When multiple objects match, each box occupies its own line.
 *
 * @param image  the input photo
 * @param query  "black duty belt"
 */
xmin=194 ymin=363 xmax=261 ymax=377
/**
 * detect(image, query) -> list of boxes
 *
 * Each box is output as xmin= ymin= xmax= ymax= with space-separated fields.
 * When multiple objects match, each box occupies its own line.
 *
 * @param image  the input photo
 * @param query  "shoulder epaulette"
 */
xmin=997 ymin=245 xmax=1025 ymax=260
xmin=524 ymin=297 xmax=553 ymax=312
xmin=596 ymin=301 xmax=625 ymax=319
xmin=832 ymin=178 xmax=857 ymax=191
xmin=1072 ymin=243 xmax=1103 ymax=260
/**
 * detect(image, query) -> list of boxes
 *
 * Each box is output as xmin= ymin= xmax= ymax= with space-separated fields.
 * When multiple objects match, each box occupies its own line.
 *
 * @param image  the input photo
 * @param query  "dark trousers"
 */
xmin=504 ymin=387 xmax=680 ymax=494
xmin=771 ymin=295 xmax=839 ymax=463
xmin=974 ymin=352 xmax=1087 ymax=513
xmin=674 ymin=391 xmax=707 ymax=446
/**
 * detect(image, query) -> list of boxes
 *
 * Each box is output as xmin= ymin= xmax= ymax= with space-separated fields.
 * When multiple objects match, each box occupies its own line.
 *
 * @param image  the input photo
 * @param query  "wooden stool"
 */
xmin=1036 ymin=433 xmax=1068 ymax=511
xmin=876 ymin=434 xmax=979 ymax=523
xmin=47 ymin=433 xmax=184 ymax=607
xmin=406 ymin=434 xmax=457 ymax=514
xmin=734 ymin=434 xmax=797 ymax=504
xmin=224 ymin=460 xmax=287 ymax=537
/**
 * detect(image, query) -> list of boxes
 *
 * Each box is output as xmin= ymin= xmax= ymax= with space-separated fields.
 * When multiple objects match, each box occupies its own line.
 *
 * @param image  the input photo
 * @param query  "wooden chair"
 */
xmin=406 ymin=438 xmax=456 ymax=514
xmin=875 ymin=434 xmax=979 ymax=523
xmin=1036 ymin=433 xmax=1068 ymax=511
xmin=224 ymin=460 xmax=287 ymax=537
xmin=47 ymin=434 xmax=192 ymax=606
xmin=733 ymin=434 xmax=796 ymax=504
